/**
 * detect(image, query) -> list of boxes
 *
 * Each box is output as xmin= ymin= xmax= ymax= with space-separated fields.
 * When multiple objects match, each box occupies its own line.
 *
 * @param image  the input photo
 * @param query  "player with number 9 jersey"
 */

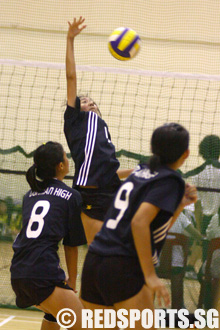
xmin=10 ymin=142 xmax=86 ymax=330
xmin=89 ymin=164 xmax=185 ymax=262
xmin=81 ymin=123 xmax=198 ymax=323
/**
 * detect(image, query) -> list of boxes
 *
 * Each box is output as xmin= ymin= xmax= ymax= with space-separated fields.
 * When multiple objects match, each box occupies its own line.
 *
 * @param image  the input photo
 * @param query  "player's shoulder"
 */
xmin=24 ymin=180 xmax=82 ymax=204
xmin=23 ymin=190 xmax=31 ymax=202
xmin=132 ymin=165 xmax=185 ymax=198
xmin=156 ymin=166 xmax=184 ymax=187
xmin=54 ymin=180 xmax=81 ymax=199
xmin=53 ymin=179 xmax=71 ymax=190
xmin=131 ymin=164 xmax=183 ymax=182
xmin=159 ymin=168 xmax=185 ymax=194
xmin=64 ymin=97 xmax=84 ymax=121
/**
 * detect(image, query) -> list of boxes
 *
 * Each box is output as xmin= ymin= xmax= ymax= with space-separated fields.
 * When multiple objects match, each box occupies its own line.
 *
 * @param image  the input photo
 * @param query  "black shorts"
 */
xmin=81 ymin=251 xmax=145 ymax=306
xmin=11 ymin=278 xmax=73 ymax=308
xmin=77 ymin=182 xmax=121 ymax=221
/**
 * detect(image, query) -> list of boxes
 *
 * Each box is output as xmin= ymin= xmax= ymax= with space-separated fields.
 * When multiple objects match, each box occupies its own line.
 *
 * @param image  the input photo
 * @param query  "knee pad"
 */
xmin=44 ymin=313 xmax=57 ymax=323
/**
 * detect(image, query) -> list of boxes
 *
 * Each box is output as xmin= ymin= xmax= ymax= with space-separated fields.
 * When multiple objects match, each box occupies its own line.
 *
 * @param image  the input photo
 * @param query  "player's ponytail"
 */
xmin=26 ymin=164 xmax=43 ymax=193
xmin=148 ymin=123 xmax=189 ymax=173
xmin=148 ymin=154 xmax=161 ymax=173
xmin=26 ymin=142 xmax=64 ymax=192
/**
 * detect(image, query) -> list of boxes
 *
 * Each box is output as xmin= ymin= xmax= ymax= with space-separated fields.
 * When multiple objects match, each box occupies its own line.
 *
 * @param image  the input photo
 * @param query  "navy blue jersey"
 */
xmin=64 ymin=97 xmax=120 ymax=187
xmin=89 ymin=164 xmax=185 ymax=265
xmin=11 ymin=179 xmax=86 ymax=280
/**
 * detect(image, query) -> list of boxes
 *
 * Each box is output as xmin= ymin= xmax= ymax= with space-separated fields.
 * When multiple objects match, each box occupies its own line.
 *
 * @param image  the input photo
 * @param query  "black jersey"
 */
xmin=10 ymin=179 xmax=86 ymax=280
xmin=89 ymin=164 xmax=185 ymax=265
xmin=64 ymin=97 xmax=120 ymax=188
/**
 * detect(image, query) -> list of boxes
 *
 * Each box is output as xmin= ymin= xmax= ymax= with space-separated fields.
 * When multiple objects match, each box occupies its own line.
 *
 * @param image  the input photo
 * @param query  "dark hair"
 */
xmin=149 ymin=123 xmax=189 ymax=173
xmin=199 ymin=135 xmax=220 ymax=160
xmin=79 ymin=95 xmax=102 ymax=118
xmin=26 ymin=142 xmax=64 ymax=193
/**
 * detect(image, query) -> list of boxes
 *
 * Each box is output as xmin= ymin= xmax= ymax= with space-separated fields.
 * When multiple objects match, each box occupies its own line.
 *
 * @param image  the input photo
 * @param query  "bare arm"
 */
xmin=64 ymin=245 xmax=78 ymax=291
xmin=117 ymin=168 xmax=134 ymax=179
xmin=131 ymin=202 xmax=170 ymax=307
xmin=66 ymin=17 xmax=86 ymax=107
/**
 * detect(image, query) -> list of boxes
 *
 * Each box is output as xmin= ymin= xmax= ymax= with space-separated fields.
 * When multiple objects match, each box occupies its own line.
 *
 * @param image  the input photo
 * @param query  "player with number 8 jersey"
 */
xmin=81 ymin=124 xmax=198 ymax=327
xmin=10 ymin=142 xmax=86 ymax=330
xmin=11 ymin=181 xmax=84 ymax=281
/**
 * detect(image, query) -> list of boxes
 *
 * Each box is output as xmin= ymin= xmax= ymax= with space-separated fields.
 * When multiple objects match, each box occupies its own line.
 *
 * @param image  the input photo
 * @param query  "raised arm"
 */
xmin=66 ymin=17 xmax=86 ymax=107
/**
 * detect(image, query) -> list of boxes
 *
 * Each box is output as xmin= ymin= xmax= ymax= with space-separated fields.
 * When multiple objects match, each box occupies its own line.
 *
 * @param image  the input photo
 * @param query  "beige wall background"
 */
xmin=1 ymin=0 xmax=220 ymax=73
xmin=1 ymin=2 xmax=219 ymax=312
xmin=1 ymin=0 xmax=220 ymax=199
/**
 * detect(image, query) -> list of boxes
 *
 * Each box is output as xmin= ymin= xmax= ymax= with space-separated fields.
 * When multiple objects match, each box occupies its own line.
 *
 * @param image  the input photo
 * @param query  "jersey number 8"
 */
xmin=26 ymin=200 xmax=50 ymax=238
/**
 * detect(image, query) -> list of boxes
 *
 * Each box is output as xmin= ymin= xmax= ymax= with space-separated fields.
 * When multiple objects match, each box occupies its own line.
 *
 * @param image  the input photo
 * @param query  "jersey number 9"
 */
xmin=106 ymin=182 xmax=134 ymax=230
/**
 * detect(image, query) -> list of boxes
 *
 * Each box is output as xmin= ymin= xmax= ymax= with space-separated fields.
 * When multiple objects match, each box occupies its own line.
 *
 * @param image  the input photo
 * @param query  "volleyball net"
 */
xmin=1 ymin=0 xmax=220 ymax=314
xmin=1 ymin=59 xmax=220 ymax=310
xmin=1 ymin=59 xmax=220 ymax=199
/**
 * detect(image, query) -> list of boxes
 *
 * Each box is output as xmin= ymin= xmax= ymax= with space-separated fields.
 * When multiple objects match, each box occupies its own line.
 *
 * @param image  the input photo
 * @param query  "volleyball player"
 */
xmin=10 ymin=142 xmax=86 ymax=330
xmin=80 ymin=123 xmax=198 ymax=330
xmin=64 ymin=17 xmax=132 ymax=245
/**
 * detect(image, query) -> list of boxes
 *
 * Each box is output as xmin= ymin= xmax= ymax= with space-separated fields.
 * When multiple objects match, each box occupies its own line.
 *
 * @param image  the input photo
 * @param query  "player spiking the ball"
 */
xmin=64 ymin=17 xmax=133 ymax=245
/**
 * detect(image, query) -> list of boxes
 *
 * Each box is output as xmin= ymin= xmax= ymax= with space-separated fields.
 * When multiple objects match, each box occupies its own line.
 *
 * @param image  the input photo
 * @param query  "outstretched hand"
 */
xmin=67 ymin=16 xmax=86 ymax=39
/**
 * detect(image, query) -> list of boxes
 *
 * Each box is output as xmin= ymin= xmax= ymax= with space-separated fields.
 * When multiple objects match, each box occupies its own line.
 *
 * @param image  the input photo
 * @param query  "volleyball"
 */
xmin=108 ymin=27 xmax=141 ymax=61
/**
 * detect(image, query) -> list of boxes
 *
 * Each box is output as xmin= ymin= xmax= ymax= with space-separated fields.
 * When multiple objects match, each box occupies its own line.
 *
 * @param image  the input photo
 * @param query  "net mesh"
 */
xmin=1 ymin=0 xmax=220 ymax=313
